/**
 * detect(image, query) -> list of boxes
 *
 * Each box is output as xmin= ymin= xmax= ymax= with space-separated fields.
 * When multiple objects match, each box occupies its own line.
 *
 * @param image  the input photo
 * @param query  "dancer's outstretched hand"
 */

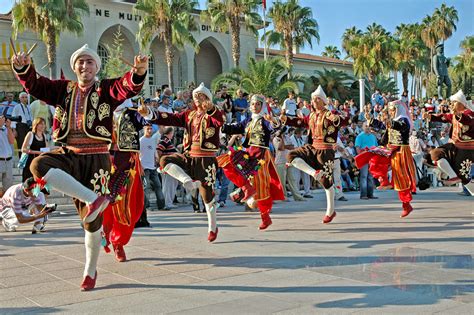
xmin=11 ymin=52 xmax=31 ymax=69
xmin=133 ymin=54 xmax=149 ymax=76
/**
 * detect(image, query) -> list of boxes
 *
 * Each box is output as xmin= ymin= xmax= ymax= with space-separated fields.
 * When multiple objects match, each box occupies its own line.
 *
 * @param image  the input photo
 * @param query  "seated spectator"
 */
xmin=173 ymin=91 xmax=186 ymax=112
xmin=282 ymin=91 xmax=297 ymax=117
xmin=0 ymin=178 xmax=49 ymax=233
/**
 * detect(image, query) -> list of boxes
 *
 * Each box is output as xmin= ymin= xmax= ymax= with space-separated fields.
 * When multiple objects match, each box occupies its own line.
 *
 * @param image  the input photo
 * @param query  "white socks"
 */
xmin=325 ymin=186 xmax=335 ymax=216
xmin=44 ymin=168 xmax=97 ymax=204
xmin=291 ymin=158 xmax=320 ymax=180
xmin=163 ymin=163 xmax=201 ymax=193
xmin=84 ymin=229 xmax=101 ymax=278
xmin=436 ymin=159 xmax=457 ymax=179
xmin=205 ymin=201 xmax=217 ymax=232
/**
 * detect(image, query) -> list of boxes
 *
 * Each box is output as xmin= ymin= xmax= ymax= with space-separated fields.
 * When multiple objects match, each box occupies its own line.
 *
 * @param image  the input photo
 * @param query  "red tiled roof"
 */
xmin=0 ymin=12 xmax=12 ymax=21
xmin=255 ymin=48 xmax=352 ymax=66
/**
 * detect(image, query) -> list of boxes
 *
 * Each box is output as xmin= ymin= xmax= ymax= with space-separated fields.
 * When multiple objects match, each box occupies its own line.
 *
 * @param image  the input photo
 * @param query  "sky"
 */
xmin=1 ymin=0 xmax=472 ymax=58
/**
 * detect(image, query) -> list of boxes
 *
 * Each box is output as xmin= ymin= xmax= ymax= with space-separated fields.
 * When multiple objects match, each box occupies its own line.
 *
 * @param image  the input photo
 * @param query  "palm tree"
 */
xmin=264 ymin=0 xmax=319 ymax=76
xmin=310 ymin=69 xmax=353 ymax=100
xmin=134 ymin=0 xmax=199 ymax=91
xmin=12 ymin=0 xmax=89 ymax=79
xmin=341 ymin=26 xmax=362 ymax=55
xmin=203 ymin=0 xmax=262 ymax=67
xmin=432 ymin=4 xmax=458 ymax=43
xmin=321 ymin=46 xmax=341 ymax=59
xmin=453 ymin=36 xmax=474 ymax=94
xmin=212 ymin=56 xmax=304 ymax=101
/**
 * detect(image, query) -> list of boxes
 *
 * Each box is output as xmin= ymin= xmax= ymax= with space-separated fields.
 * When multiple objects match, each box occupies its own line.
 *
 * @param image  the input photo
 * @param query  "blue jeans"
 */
xmin=217 ymin=168 xmax=230 ymax=203
xmin=359 ymin=164 xmax=374 ymax=198
xmin=143 ymin=168 xmax=166 ymax=209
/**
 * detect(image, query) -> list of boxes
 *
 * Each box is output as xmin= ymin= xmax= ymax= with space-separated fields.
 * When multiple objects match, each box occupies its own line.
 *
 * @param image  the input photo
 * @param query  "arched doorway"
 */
xmin=97 ymin=25 xmax=136 ymax=75
xmin=194 ymin=37 xmax=224 ymax=88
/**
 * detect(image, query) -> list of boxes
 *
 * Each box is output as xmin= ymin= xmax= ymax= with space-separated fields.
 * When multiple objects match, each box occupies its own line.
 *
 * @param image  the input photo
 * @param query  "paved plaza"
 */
xmin=0 ymin=187 xmax=473 ymax=314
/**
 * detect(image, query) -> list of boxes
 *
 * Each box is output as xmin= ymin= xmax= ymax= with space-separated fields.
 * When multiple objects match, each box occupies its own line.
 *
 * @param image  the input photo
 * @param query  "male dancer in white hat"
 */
xmin=423 ymin=89 xmax=474 ymax=194
xmin=281 ymin=86 xmax=348 ymax=223
xmin=12 ymin=44 xmax=148 ymax=291
xmin=139 ymin=83 xmax=223 ymax=242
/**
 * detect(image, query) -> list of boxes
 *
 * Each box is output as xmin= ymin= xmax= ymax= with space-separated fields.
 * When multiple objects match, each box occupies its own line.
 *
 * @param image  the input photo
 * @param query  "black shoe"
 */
xmin=368 ymin=196 xmax=378 ymax=199
xmin=360 ymin=196 xmax=369 ymax=200
xmin=338 ymin=196 xmax=348 ymax=201
xmin=303 ymin=194 xmax=313 ymax=198
xmin=135 ymin=220 xmax=150 ymax=228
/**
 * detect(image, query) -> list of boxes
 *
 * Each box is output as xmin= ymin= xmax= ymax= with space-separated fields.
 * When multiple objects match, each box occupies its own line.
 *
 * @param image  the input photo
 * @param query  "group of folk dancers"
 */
xmin=10 ymin=45 xmax=473 ymax=291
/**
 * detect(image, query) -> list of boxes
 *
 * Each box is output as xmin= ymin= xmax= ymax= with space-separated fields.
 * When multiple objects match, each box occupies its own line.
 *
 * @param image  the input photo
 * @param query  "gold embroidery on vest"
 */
xmin=96 ymin=126 xmax=111 ymax=137
xmin=87 ymin=110 xmax=96 ymax=129
xmin=98 ymin=103 xmax=110 ymax=121
xmin=205 ymin=127 xmax=216 ymax=139
xmin=90 ymin=92 xmax=99 ymax=109
xmin=204 ymin=142 xmax=217 ymax=149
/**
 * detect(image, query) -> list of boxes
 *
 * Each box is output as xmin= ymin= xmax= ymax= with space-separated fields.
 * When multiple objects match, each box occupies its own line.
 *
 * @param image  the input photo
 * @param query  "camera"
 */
xmin=26 ymin=120 xmax=32 ymax=128
xmin=3 ymin=115 xmax=22 ymax=122
xmin=43 ymin=203 xmax=57 ymax=213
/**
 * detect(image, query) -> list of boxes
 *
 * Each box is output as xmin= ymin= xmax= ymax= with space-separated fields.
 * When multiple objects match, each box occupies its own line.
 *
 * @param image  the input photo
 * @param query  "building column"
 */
xmin=359 ymin=78 xmax=365 ymax=112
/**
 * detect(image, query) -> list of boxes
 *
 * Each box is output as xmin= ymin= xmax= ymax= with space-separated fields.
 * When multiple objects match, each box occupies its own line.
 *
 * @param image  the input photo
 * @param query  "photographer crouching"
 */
xmin=0 ymin=177 xmax=55 ymax=233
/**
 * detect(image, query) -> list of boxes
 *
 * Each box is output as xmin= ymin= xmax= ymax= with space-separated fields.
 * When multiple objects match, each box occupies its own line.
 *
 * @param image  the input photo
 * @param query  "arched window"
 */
xmin=97 ymin=43 xmax=109 ymax=72
xmin=148 ymin=55 xmax=155 ymax=86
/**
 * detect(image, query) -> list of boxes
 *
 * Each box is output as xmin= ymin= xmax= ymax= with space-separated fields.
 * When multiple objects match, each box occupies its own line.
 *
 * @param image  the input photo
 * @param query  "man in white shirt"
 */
xmin=0 ymin=93 xmax=18 ymax=117
xmin=289 ymin=128 xmax=312 ymax=198
xmin=0 ymin=178 xmax=48 ymax=233
xmin=139 ymin=124 xmax=165 ymax=213
xmin=333 ymin=137 xmax=349 ymax=201
xmin=282 ymin=91 xmax=297 ymax=117
xmin=0 ymin=115 xmax=15 ymax=191
xmin=11 ymin=92 xmax=33 ymax=157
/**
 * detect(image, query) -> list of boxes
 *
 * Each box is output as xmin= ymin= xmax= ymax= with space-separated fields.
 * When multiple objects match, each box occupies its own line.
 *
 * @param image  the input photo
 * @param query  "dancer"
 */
xmin=139 ymin=83 xmax=223 ymax=242
xmin=355 ymin=100 xmax=417 ymax=217
xmin=217 ymin=95 xmax=285 ymax=230
xmin=422 ymin=90 xmax=474 ymax=194
xmin=12 ymin=44 xmax=147 ymax=290
xmin=102 ymin=99 xmax=147 ymax=262
xmin=282 ymin=86 xmax=348 ymax=223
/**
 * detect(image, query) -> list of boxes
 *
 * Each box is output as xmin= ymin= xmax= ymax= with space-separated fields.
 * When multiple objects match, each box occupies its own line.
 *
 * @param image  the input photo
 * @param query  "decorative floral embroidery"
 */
xmin=90 ymin=92 xmax=99 ymax=109
xmin=54 ymin=107 xmax=64 ymax=123
xmin=67 ymin=81 xmax=75 ymax=93
xmin=98 ymin=103 xmax=110 ymax=121
xmin=322 ymin=160 xmax=334 ymax=179
xmin=96 ymin=126 xmax=111 ymax=137
xmin=459 ymin=159 xmax=472 ymax=179
xmin=204 ymin=142 xmax=217 ymax=149
xmin=204 ymin=164 xmax=217 ymax=187
xmin=205 ymin=127 xmax=216 ymax=139
xmin=90 ymin=169 xmax=110 ymax=196
xmin=119 ymin=116 xmax=138 ymax=149
xmin=87 ymin=110 xmax=96 ymax=129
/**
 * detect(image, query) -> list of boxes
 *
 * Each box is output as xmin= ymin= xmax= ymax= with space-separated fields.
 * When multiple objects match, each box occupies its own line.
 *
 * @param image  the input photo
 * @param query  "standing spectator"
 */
xmin=0 ymin=92 xmax=18 ymax=117
xmin=409 ymin=95 xmax=418 ymax=108
xmin=220 ymin=86 xmax=233 ymax=122
xmin=298 ymin=100 xmax=311 ymax=117
xmin=21 ymin=118 xmax=50 ymax=182
xmin=282 ymin=90 xmax=297 ymax=117
xmin=30 ymin=99 xmax=55 ymax=132
xmin=216 ymin=134 xmax=234 ymax=207
xmin=355 ymin=123 xmax=378 ymax=200
xmin=409 ymin=130 xmax=426 ymax=175
xmin=0 ymin=178 xmax=49 ymax=233
xmin=140 ymin=124 xmax=165 ymax=214
xmin=268 ymin=97 xmax=281 ymax=116
xmin=11 ymin=92 xmax=33 ymax=157
xmin=154 ymin=88 xmax=161 ymax=101
xmin=371 ymin=89 xmax=384 ymax=107
xmin=172 ymin=91 xmax=186 ymax=112
xmin=333 ymin=137 xmax=348 ymax=201
xmin=400 ymin=90 xmax=409 ymax=106
xmin=233 ymin=89 xmax=248 ymax=122
xmin=289 ymin=128 xmax=312 ymax=198
xmin=157 ymin=127 xmax=179 ymax=210
xmin=439 ymin=131 xmax=449 ymax=145
xmin=0 ymin=114 xmax=14 ymax=191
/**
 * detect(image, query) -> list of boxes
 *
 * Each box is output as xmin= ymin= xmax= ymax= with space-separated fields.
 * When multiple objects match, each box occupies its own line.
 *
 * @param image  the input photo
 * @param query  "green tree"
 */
xmin=310 ymin=69 xmax=353 ymax=100
xmin=321 ymin=46 xmax=341 ymax=59
xmin=203 ymin=0 xmax=262 ymax=67
xmin=433 ymin=4 xmax=459 ymax=43
xmin=341 ymin=26 xmax=362 ymax=55
xmin=452 ymin=35 xmax=474 ymax=95
xmin=12 ymin=0 xmax=89 ymax=79
xmin=264 ymin=0 xmax=319 ymax=76
xmin=100 ymin=26 xmax=130 ymax=79
xmin=134 ymin=0 xmax=199 ymax=91
xmin=211 ymin=57 xmax=305 ymax=101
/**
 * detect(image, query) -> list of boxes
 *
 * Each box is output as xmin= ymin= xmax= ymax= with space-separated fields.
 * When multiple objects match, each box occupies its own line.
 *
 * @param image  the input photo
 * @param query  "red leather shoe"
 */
xmin=400 ymin=202 xmax=413 ymax=218
xmin=80 ymin=272 xmax=97 ymax=291
xmin=241 ymin=184 xmax=256 ymax=202
xmin=114 ymin=244 xmax=126 ymax=262
xmin=259 ymin=212 xmax=272 ymax=230
xmin=84 ymin=196 xmax=109 ymax=223
xmin=208 ymin=227 xmax=218 ymax=242
xmin=322 ymin=211 xmax=337 ymax=224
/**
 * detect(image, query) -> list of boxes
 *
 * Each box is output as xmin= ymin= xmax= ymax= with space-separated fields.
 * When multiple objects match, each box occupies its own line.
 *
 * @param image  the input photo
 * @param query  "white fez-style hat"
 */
xmin=192 ymin=82 xmax=213 ymax=101
xmin=450 ymin=89 xmax=473 ymax=111
xmin=311 ymin=85 xmax=328 ymax=105
xmin=70 ymin=44 xmax=101 ymax=74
